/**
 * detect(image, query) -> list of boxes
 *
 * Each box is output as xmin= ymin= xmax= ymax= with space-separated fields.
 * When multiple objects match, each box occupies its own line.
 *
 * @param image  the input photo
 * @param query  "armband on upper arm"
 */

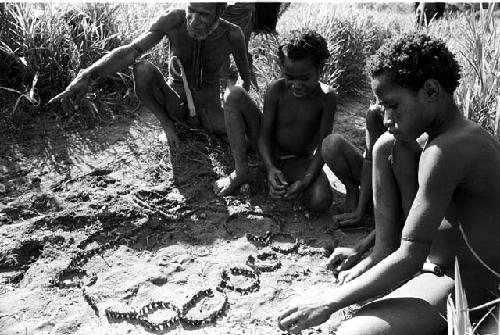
xmin=401 ymin=236 xmax=432 ymax=245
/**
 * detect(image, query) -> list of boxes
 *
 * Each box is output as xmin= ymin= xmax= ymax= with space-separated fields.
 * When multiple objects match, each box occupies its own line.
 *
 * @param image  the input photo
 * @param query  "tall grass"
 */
xmin=251 ymin=3 xmax=412 ymax=97
xmin=0 ymin=3 xmax=177 ymax=130
xmin=1 ymin=2 xmax=500 ymax=138
xmin=428 ymin=4 xmax=500 ymax=138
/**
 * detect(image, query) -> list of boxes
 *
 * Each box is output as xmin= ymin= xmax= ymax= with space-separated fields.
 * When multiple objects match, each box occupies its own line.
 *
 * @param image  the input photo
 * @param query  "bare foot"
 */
xmin=344 ymin=187 xmax=360 ymax=213
xmin=213 ymin=170 xmax=250 ymax=196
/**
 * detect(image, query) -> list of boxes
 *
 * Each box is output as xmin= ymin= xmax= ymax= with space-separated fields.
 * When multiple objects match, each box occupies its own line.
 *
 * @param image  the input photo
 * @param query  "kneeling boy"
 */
xmin=258 ymin=30 xmax=336 ymax=212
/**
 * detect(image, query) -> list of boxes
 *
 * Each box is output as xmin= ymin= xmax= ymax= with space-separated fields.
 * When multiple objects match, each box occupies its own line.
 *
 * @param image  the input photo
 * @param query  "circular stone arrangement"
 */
xmin=246 ymin=251 xmax=282 ymax=272
xmin=269 ymin=233 xmax=300 ymax=254
xmin=137 ymin=301 xmax=180 ymax=331
xmin=246 ymin=231 xmax=272 ymax=245
xmin=181 ymin=288 xmax=229 ymax=327
xmin=218 ymin=265 xmax=260 ymax=295
xmin=69 ymin=218 xmax=325 ymax=332
xmin=246 ymin=231 xmax=300 ymax=255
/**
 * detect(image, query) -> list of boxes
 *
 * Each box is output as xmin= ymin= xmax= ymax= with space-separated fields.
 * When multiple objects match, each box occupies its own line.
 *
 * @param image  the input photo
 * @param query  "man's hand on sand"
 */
xmin=277 ymin=292 xmax=335 ymax=334
xmin=48 ymin=72 xmax=90 ymax=107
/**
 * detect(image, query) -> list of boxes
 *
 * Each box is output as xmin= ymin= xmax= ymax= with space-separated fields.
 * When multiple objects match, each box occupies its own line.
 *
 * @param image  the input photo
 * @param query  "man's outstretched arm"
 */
xmin=49 ymin=10 xmax=183 ymax=104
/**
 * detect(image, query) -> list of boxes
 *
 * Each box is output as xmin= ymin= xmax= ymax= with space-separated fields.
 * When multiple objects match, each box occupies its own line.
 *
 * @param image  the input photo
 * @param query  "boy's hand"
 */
xmin=327 ymin=247 xmax=361 ymax=272
xmin=283 ymin=180 xmax=304 ymax=200
xmin=268 ymin=168 xmax=288 ymax=197
xmin=337 ymin=267 xmax=364 ymax=284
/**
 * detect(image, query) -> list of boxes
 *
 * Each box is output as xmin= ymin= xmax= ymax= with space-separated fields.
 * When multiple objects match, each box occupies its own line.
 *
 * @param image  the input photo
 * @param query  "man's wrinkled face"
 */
xmin=186 ymin=3 xmax=219 ymax=40
xmin=282 ymin=56 xmax=320 ymax=99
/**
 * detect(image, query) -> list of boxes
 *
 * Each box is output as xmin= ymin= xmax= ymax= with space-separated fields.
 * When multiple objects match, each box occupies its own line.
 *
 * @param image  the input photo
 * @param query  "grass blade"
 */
xmin=454 ymin=257 xmax=473 ymax=335
xmin=447 ymin=294 xmax=455 ymax=335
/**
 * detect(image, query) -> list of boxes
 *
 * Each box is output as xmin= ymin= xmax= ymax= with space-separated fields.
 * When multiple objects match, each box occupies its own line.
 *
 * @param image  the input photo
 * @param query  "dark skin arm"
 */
xmin=48 ymin=10 xmax=182 ymax=105
xmin=227 ymin=25 xmax=251 ymax=91
xmin=330 ymin=105 xmax=386 ymax=277
xmin=335 ymin=104 xmax=386 ymax=226
xmin=277 ymin=141 xmax=465 ymax=333
xmin=259 ymin=80 xmax=288 ymax=197
xmin=331 ymin=131 xmax=398 ymax=283
xmin=284 ymin=87 xmax=336 ymax=199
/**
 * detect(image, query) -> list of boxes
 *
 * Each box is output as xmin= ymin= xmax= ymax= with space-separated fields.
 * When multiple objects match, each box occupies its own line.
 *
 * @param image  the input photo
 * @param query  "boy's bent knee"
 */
xmin=224 ymin=86 xmax=248 ymax=107
xmin=321 ymin=134 xmax=346 ymax=159
xmin=133 ymin=60 xmax=157 ymax=82
xmin=304 ymin=183 xmax=332 ymax=212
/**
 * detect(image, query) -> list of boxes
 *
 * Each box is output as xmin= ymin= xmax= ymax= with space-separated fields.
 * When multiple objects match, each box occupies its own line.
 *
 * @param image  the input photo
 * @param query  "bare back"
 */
xmin=420 ymin=118 xmax=500 ymax=304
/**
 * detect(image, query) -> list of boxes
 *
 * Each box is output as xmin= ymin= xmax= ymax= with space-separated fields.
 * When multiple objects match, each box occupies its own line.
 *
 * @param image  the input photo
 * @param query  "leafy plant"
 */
xmin=446 ymin=3 xmax=500 ymax=138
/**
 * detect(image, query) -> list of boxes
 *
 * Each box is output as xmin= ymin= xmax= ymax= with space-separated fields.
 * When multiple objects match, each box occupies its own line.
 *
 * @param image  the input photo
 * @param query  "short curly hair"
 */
xmin=278 ymin=29 xmax=330 ymax=70
xmin=368 ymin=32 xmax=461 ymax=93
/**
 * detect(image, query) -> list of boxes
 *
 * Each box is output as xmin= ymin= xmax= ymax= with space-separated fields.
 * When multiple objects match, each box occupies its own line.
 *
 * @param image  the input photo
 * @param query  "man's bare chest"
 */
xmin=169 ymin=32 xmax=232 ymax=73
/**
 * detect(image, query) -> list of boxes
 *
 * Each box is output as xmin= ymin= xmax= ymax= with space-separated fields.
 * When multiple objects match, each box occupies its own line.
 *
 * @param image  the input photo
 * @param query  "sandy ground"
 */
xmin=0 ymin=97 xmax=372 ymax=335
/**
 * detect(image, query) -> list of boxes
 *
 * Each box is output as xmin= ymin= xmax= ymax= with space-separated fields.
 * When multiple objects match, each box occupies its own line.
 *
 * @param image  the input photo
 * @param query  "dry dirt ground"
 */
xmin=0 ymin=96 xmax=372 ymax=335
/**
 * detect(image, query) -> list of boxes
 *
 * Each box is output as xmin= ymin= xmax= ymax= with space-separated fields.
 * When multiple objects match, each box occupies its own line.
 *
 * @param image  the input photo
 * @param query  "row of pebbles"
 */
xmin=104 ymin=289 xmax=229 ymax=331
xmin=62 ymin=226 xmax=323 ymax=332
xmin=246 ymin=231 xmax=300 ymax=254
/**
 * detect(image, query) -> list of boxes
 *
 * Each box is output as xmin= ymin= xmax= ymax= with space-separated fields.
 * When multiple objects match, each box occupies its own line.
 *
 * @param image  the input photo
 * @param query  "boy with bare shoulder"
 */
xmin=277 ymin=33 xmax=500 ymax=335
xmin=258 ymin=30 xmax=336 ymax=212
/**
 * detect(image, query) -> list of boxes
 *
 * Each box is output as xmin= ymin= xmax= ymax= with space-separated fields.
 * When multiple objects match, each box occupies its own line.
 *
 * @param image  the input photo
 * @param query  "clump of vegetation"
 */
xmin=0 ymin=3 xmax=139 ymax=132
xmin=442 ymin=5 xmax=500 ymax=138
xmin=1 ymin=2 xmax=500 ymax=143
xmin=250 ymin=3 xmax=403 ymax=97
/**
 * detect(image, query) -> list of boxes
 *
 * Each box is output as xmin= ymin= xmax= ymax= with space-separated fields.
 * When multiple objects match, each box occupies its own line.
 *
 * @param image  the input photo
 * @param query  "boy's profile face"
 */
xmin=186 ymin=3 xmax=219 ymax=40
xmin=371 ymin=73 xmax=429 ymax=141
xmin=282 ymin=56 xmax=320 ymax=99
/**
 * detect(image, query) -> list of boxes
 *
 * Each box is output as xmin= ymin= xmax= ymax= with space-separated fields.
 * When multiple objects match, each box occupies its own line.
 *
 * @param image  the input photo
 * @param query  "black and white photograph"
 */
xmin=1 ymin=2 xmax=499 ymax=334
